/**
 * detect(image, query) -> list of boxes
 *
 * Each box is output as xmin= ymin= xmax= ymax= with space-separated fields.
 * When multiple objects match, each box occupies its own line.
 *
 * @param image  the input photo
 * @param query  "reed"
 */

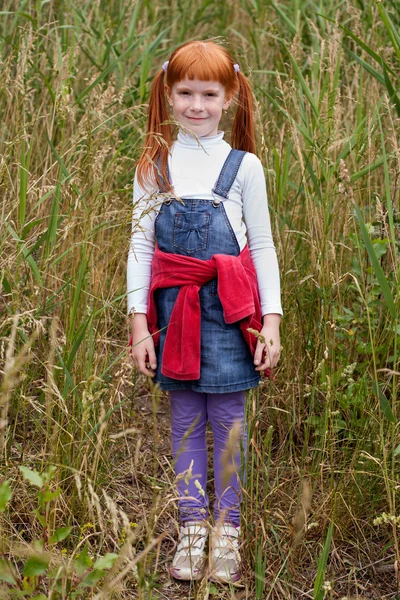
xmin=0 ymin=0 xmax=399 ymax=597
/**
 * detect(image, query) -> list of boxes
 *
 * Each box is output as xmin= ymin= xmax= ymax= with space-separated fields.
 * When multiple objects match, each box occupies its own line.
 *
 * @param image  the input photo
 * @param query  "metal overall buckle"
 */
xmin=211 ymin=191 xmax=222 ymax=208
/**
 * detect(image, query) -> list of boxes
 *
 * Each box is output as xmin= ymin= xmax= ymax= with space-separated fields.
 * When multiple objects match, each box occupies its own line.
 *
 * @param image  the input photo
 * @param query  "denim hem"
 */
xmin=156 ymin=378 xmax=260 ymax=393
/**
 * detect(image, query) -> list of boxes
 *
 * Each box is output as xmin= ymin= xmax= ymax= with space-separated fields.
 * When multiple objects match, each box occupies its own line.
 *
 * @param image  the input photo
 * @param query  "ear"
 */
xmin=165 ymin=85 xmax=173 ymax=107
xmin=223 ymin=93 xmax=233 ymax=110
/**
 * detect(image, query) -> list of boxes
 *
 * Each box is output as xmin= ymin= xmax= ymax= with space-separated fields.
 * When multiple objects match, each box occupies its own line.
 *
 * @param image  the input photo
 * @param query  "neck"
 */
xmin=176 ymin=129 xmax=225 ymax=148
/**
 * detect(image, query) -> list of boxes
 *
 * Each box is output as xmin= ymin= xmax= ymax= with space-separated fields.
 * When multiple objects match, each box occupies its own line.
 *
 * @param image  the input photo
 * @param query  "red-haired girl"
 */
xmin=127 ymin=40 xmax=282 ymax=584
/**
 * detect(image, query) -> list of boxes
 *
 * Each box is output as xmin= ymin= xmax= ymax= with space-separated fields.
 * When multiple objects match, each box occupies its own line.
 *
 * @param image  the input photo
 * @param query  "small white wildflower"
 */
xmin=323 ymin=580 xmax=332 ymax=591
xmin=373 ymin=512 xmax=400 ymax=527
xmin=194 ymin=479 xmax=205 ymax=498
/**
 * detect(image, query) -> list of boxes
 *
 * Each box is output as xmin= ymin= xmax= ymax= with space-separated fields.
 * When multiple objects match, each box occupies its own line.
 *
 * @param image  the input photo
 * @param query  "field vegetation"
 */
xmin=0 ymin=0 xmax=399 ymax=598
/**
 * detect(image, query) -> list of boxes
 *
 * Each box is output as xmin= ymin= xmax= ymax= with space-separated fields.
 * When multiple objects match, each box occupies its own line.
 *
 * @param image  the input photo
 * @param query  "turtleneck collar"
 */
xmin=176 ymin=130 xmax=225 ymax=149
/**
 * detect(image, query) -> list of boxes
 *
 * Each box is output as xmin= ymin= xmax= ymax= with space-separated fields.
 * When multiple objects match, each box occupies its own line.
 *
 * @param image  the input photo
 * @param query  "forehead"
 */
xmin=173 ymin=78 xmax=225 ymax=92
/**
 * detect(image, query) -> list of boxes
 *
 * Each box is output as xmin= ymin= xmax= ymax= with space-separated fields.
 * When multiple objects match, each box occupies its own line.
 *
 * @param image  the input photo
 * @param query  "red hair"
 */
xmin=136 ymin=40 xmax=256 ymax=191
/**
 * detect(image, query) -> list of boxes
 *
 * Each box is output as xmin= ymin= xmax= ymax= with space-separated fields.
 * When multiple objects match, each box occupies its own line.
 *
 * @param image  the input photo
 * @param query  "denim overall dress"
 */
xmin=154 ymin=149 xmax=261 ymax=393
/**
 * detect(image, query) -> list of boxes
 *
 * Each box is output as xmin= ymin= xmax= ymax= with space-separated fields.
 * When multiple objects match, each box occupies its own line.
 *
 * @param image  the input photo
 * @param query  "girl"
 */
xmin=127 ymin=40 xmax=282 ymax=584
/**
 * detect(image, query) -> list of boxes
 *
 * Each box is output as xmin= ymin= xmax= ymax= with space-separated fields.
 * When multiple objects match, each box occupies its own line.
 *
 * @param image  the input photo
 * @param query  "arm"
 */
xmin=241 ymin=154 xmax=283 ymax=372
xmin=127 ymin=171 xmax=159 ymax=376
xmin=127 ymin=171 xmax=158 ymax=315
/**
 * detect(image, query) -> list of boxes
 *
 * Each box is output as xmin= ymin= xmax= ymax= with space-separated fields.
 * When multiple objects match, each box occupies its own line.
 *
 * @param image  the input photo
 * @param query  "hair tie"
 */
xmin=162 ymin=61 xmax=169 ymax=72
xmin=233 ymin=63 xmax=240 ymax=73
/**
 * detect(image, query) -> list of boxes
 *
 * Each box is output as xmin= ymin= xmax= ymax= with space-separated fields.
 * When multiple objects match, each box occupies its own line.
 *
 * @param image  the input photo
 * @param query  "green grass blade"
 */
xmin=41 ymin=277 xmax=73 ymax=314
xmin=102 ymin=9 xmax=127 ymax=65
xmin=1 ymin=273 xmax=12 ymax=295
xmin=19 ymin=139 xmax=30 ymax=229
xmin=353 ymin=203 xmax=396 ymax=320
xmin=305 ymin=157 xmax=322 ymax=203
xmin=45 ymin=183 xmax=61 ymax=257
xmin=270 ymin=1 xmax=297 ymax=35
xmin=68 ymin=245 xmax=88 ymax=342
xmin=45 ymin=134 xmax=73 ymax=182
xmin=0 ymin=10 xmax=35 ymax=25
xmin=286 ymin=48 xmax=320 ymax=121
xmin=377 ymin=2 xmax=400 ymax=63
xmin=345 ymin=48 xmax=385 ymax=85
xmin=5 ymin=223 xmax=42 ymax=286
xmin=372 ymin=379 xmax=396 ymax=423
xmin=340 ymin=25 xmax=397 ymax=77
xmin=314 ymin=522 xmax=333 ymax=600
xmin=256 ymin=87 xmax=315 ymax=145
xmin=66 ymin=314 xmax=93 ymax=372
xmin=74 ymin=37 xmax=142 ymax=105
xmin=255 ymin=542 xmax=267 ymax=598
xmin=56 ymin=347 xmax=76 ymax=399
xmin=378 ymin=113 xmax=398 ymax=264
xmin=127 ymin=0 xmax=142 ymax=39
xmin=381 ymin=61 xmax=400 ymax=118
xmin=349 ymin=157 xmax=385 ymax=182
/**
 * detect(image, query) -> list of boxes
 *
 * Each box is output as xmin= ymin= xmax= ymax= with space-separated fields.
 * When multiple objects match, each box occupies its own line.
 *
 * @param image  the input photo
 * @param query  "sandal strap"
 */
xmin=211 ymin=525 xmax=240 ymax=559
xmin=177 ymin=522 xmax=208 ymax=554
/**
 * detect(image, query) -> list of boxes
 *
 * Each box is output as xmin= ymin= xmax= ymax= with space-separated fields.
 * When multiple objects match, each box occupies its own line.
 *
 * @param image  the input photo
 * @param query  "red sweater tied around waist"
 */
xmin=146 ymin=245 xmax=262 ymax=380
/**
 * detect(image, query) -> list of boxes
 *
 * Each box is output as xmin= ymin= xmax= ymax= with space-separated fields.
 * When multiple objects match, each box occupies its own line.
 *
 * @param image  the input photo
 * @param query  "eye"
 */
xmin=206 ymin=93 xmax=217 ymax=97
xmin=179 ymin=91 xmax=190 ymax=95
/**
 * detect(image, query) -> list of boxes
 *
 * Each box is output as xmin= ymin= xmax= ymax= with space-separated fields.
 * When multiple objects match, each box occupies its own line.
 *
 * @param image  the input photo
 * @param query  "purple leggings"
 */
xmin=170 ymin=390 xmax=246 ymax=527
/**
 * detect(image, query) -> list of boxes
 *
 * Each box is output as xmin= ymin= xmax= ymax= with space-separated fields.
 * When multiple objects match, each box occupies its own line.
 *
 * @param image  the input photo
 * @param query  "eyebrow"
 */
xmin=175 ymin=84 xmax=221 ymax=93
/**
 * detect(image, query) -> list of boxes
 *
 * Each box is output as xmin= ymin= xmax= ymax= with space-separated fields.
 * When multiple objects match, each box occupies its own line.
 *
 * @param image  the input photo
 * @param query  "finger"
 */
xmin=143 ymin=366 xmax=156 ymax=377
xmin=270 ymin=352 xmax=280 ymax=369
xmin=268 ymin=347 xmax=280 ymax=369
xmin=253 ymin=341 xmax=265 ymax=366
xmin=255 ymin=346 xmax=270 ymax=370
xmin=256 ymin=350 xmax=279 ymax=371
xmin=256 ymin=362 xmax=271 ymax=372
xmin=132 ymin=351 xmax=150 ymax=375
xmin=147 ymin=348 xmax=157 ymax=371
xmin=137 ymin=357 xmax=156 ymax=378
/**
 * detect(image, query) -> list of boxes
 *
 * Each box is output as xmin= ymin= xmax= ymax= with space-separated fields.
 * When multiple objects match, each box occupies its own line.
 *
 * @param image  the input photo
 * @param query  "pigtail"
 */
xmin=136 ymin=69 xmax=173 ymax=192
xmin=231 ymin=71 xmax=256 ymax=155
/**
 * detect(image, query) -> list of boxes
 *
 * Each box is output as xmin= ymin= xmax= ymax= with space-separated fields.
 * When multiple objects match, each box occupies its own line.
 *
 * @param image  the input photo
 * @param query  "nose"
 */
xmin=190 ymin=95 xmax=203 ymax=112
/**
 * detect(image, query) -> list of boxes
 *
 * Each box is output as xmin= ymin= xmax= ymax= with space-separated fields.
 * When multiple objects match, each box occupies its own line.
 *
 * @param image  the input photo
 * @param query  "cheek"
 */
xmin=212 ymin=103 xmax=224 ymax=116
xmin=172 ymin=97 xmax=188 ymax=112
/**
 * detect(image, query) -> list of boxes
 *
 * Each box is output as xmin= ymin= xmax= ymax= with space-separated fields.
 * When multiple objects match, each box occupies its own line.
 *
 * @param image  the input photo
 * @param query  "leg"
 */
xmin=207 ymin=391 xmax=246 ymax=526
xmin=170 ymin=390 xmax=209 ymax=524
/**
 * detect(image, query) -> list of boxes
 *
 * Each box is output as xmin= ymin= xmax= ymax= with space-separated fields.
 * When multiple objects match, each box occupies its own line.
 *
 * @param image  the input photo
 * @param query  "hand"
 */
xmin=129 ymin=313 xmax=157 ymax=377
xmin=254 ymin=313 xmax=281 ymax=373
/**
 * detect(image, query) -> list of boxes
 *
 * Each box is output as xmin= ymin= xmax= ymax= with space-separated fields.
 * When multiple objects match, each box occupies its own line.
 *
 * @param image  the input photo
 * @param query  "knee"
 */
xmin=171 ymin=411 xmax=207 ymax=439
xmin=207 ymin=392 xmax=246 ymax=435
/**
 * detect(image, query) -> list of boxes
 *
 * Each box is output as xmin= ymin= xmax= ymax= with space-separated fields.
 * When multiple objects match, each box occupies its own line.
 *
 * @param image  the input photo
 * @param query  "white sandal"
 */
xmin=170 ymin=521 xmax=208 ymax=581
xmin=209 ymin=523 xmax=241 ymax=583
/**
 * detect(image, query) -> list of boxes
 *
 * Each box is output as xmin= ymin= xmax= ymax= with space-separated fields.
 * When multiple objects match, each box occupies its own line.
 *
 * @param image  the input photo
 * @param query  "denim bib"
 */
xmin=154 ymin=149 xmax=260 ymax=393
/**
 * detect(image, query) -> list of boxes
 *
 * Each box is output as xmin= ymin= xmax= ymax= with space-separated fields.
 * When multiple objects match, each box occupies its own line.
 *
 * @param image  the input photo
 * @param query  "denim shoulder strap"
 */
xmin=155 ymin=154 xmax=171 ymax=193
xmin=212 ymin=149 xmax=247 ymax=199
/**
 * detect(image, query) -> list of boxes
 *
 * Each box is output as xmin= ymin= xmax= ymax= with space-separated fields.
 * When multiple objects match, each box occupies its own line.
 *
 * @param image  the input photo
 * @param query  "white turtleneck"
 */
xmin=127 ymin=131 xmax=282 ymax=316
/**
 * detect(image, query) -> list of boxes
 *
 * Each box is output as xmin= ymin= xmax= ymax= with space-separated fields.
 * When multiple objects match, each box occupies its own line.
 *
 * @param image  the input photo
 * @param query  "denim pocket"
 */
xmin=173 ymin=212 xmax=210 ymax=254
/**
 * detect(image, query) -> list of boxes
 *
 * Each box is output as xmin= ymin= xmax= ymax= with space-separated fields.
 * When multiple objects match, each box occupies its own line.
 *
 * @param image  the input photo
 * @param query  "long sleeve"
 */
xmin=240 ymin=153 xmax=282 ymax=316
xmin=126 ymin=171 xmax=159 ymax=314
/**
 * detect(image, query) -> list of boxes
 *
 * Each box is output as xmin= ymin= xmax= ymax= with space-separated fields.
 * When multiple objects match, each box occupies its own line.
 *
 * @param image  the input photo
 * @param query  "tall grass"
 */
xmin=0 ymin=0 xmax=399 ymax=598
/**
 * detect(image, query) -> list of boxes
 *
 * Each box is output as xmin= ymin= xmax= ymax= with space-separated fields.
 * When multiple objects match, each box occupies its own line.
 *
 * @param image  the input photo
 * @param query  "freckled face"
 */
xmin=166 ymin=78 xmax=232 ymax=138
